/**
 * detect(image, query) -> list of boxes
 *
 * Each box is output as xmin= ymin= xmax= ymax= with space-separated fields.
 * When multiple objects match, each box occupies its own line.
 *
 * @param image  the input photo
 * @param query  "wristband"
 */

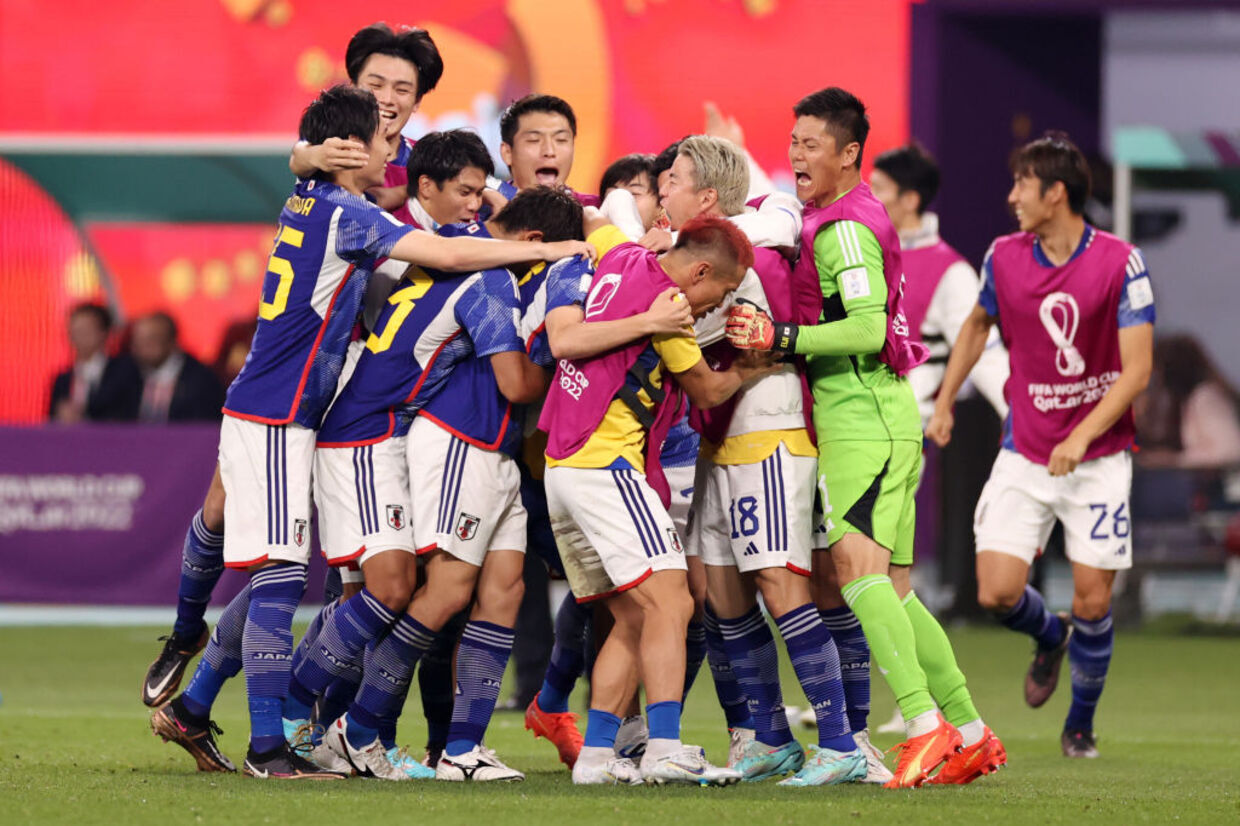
xmin=771 ymin=322 xmax=798 ymax=354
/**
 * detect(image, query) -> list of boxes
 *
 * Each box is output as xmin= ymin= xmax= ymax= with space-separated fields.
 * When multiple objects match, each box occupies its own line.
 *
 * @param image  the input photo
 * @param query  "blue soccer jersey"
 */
xmin=223 ymin=180 xmax=413 ymax=428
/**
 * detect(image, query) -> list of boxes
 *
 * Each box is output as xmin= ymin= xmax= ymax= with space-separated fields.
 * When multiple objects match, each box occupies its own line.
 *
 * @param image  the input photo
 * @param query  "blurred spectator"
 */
xmin=1136 ymin=334 xmax=1240 ymax=468
xmin=48 ymin=302 xmax=141 ymax=423
xmin=131 ymin=312 xmax=225 ymax=422
xmin=211 ymin=318 xmax=258 ymax=388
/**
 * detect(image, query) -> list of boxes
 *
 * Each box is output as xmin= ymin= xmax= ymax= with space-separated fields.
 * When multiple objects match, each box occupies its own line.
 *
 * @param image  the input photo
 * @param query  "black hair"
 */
xmin=299 ymin=85 xmax=380 ymax=157
xmin=599 ymin=153 xmax=656 ymax=199
xmin=345 ymin=23 xmax=444 ymax=102
xmin=1010 ymin=131 xmax=1091 ymax=215
xmin=653 ymin=138 xmax=688 ymax=182
xmin=499 ymin=95 xmax=577 ymax=146
xmin=70 ymin=302 xmax=112 ymax=332
xmin=492 ymin=186 xmax=584 ymax=243
xmin=407 ymin=130 xmax=495 ymax=194
xmin=873 ymin=144 xmax=940 ymax=215
xmin=793 ymin=87 xmax=871 ymax=167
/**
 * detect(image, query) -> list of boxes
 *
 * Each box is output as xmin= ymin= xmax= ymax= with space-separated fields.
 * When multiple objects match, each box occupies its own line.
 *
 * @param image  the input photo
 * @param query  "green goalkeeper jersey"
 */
xmin=794 ymin=219 xmax=922 ymax=443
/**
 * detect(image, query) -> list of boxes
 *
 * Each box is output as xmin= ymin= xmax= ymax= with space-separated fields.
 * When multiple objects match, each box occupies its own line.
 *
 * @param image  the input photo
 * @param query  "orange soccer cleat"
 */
xmin=524 ymin=692 xmax=584 ymax=768
xmin=883 ymin=713 xmax=963 ymax=789
xmin=927 ymin=726 xmax=1007 ymax=785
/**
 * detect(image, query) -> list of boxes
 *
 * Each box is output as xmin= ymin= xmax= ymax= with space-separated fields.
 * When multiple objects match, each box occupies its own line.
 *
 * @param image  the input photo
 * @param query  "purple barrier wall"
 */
xmin=0 ymin=424 xmax=325 ymax=605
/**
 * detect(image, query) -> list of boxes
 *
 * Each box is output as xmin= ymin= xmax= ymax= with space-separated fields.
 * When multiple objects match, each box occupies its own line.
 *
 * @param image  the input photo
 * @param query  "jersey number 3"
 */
xmin=365 ymin=270 xmax=435 ymax=354
xmin=258 ymin=225 xmax=305 ymax=321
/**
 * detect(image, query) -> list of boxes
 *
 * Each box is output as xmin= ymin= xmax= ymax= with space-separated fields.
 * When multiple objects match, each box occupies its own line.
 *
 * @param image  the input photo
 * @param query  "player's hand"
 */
xmin=704 ymin=101 xmax=746 ymax=148
xmin=368 ymin=184 xmax=406 ymax=211
xmin=924 ymin=406 xmax=955 ymax=447
xmin=1048 ymin=432 xmax=1089 ymax=477
xmin=312 ymin=137 xmax=368 ymax=172
xmin=643 ymin=287 xmax=693 ymax=335
xmin=480 ymin=187 xmax=509 ymax=215
xmin=725 ymin=304 xmax=774 ymax=350
xmin=733 ymin=347 xmax=781 ymax=378
xmin=638 ymin=227 xmax=673 ymax=252
xmin=542 ymin=240 xmax=596 ymax=262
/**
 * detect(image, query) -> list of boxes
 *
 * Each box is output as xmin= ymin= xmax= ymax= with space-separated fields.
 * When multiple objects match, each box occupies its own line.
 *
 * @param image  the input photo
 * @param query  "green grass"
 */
xmin=1 ymin=624 xmax=1237 ymax=825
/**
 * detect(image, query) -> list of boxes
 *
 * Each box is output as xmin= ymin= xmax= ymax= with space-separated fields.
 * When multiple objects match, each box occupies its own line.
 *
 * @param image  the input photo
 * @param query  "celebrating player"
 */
xmin=926 ymin=132 xmax=1154 ymax=759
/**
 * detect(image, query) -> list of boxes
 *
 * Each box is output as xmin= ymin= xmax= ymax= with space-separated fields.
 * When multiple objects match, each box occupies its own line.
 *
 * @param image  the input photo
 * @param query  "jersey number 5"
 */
xmin=365 ymin=269 xmax=435 ymax=354
xmin=258 ymin=225 xmax=305 ymax=321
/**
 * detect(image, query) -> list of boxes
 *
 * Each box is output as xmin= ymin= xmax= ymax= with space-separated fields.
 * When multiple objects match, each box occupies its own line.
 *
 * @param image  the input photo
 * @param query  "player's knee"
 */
xmin=1072 ymin=592 xmax=1111 ymax=621
xmin=366 ymin=579 xmax=412 ymax=614
xmin=977 ymin=585 xmax=1020 ymax=615
xmin=201 ymin=496 xmax=225 ymax=533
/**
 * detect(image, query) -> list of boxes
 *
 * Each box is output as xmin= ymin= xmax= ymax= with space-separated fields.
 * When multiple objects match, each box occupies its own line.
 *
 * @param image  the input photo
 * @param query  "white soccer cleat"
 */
xmin=798 ymin=707 xmax=817 ymax=729
xmin=324 ymin=716 xmax=406 ymax=781
xmin=572 ymin=754 xmax=643 ymax=785
xmin=286 ymin=719 xmax=354 ymax=775
xmin=876 ymin=708 xmax=905 ymax=735
xmin=853 ymin=729 xmax=894 ymax=784
xmin=435 ymin=744 xmax=525 ymax=782
xmin=727 ymin=727 xmax=756 ymax=768
xmin=641 ymin=745 xmax=741 ymax=786
xmin=615 ymin=715 xmax=649 ymax=760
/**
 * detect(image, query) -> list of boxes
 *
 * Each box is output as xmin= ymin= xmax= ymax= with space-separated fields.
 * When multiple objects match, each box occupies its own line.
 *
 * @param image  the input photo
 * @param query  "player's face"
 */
xmin=1008 ymin=172 xmax=1054 ymax=232
xmin=419 ymin=166 xmax=488 ymax=226
xmin=683 ymin=262 xmax=744 ymax=317
xmin=789 ymin=116 xmax=855 ymax=206
xmin=501 ymin=112 xmax=575 ymax=191
xmin=356 ymin=54 xmax=420 ymax=139
xmin=660 ymin=154 xmax=709 ymax=230
xmin=358 ymin=127 xmax=393 ymax=190
xmin=606 ymin=171 xmax=660 ymax=231
xmin=870 ymin=168 xmax=912 ymax=227
xmin=68 ymin=313 xmax=107 ymax=359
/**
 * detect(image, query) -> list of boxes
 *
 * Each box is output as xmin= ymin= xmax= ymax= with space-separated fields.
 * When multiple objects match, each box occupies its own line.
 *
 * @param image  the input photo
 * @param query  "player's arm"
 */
xmin=490 ymin=351 xmax=551 ymax=404
xmin=726 ymin=191 xmax=802 ymax=250
xmin=657 ymin=335 xmax=776 ymax=409
xmin=387 ymin=229 xmax=593 ymax=273
xmin=463 ymin=272 xmax=551 ymax=405
xmin=925 ymin=303 xmax=998 ymax=446
xmin=289 ymin=138 xmax=367 ymax=178
xmin=367 ymin=185 xmax=406 ymax=212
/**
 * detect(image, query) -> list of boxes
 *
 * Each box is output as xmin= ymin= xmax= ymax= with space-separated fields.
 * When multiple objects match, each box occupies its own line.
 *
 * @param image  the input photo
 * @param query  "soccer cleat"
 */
xmin=777 ymin=744 xmax=867 ymax=787
xmin=387 ymin=746 xmax=436 ymax=779
xmin=324 ymin=716 xmax=406 ymax=780
xmin=1061 ymin=728 xmax=1099 ymax=759
xmin=615 ymin=715 xmax=648 ymax=760
xmin=641 ymin=745 xmax=741 ymax=786
xmin=243 ymin=743 xmax=347 ymax=780
xmin=1026 ymin=614 xmax=1073 ymax=708
xmin=423 ymin=745 xmax=443 ymax=769
xmin=928 ymin=726 xmax=1007 ymax=784
xmin=524 ymin=692 xmax=584 ymax=768
xmin=284 ymin=718 xmax=354 ymax=775
xmin=853 ymin=729 xmax=894 ymax=785
xmin=435 ymin=745 xmax=525 ymax=782
xmin=732 ymin=739 xmax=805 ymax=782
xmin=883 ymin=713 xmax=962 ymax=789
xmin=727 ymin=727 xmax=756 ymax=768
xmin=142 ymin=628 xmax=209 ymax=707
xmin=796 ymin=706 xmax=816 ymax=729
xmin=150 ymin=699 xmax=235 ymax=773
xmin=572 ymin=755 xmax=644 ymax=785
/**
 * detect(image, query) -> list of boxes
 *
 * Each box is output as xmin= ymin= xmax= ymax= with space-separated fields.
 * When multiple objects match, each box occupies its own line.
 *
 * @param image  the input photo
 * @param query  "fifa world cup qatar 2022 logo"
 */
xmin=1038 ymin=291 xmax=1086 ymax=377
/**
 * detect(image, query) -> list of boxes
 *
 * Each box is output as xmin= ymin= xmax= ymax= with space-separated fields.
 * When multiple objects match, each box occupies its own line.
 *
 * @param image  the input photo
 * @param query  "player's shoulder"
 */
xmin=1086 ymin=227 xmax=1144 ymax=268
xmin=437 ymin=220 xmax=489 ymax=239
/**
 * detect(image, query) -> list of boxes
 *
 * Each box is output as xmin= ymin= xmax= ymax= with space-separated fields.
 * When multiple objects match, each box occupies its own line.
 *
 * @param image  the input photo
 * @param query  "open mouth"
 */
xmin=794 ymin=171 xmax=813 ymax=188
xmin=535 ymin=167 xmax=560 ymax=186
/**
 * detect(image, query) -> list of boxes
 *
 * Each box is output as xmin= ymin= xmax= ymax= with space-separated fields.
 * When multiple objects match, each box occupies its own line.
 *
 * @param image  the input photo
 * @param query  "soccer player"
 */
xmin=149 ymin=87 xmax=592 ymax=779
xmin=543 ymin=215 xmax=766 ymax=786
xmin=598 ymin=153 xmax=661 ymax=237
xmin=926 ymin=133 xmax=1155 ymax=759
xmin=304 ymin=187 xmax=585 ymax=782
xmin=727 ymin=87 xmax=1003 ymax=788
xmin=495 ymin=94 xmax=599 ymax=207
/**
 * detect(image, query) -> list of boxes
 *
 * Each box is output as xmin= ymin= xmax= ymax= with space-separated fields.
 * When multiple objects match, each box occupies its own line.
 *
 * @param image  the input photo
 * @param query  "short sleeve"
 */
xmin=587 ymin=224 xmax=632 ymax=261
xmin=545 ymin=255 xmax=595 ymax=312
xmin=978 ymin=242 xmax=1000 ymax=318
xmin=455 ymin=270 xmax=524 ymax=358
xmin=1117 ymin=247 xmax=1156 ymax=328
xmin=336 ymin=205 xmax=414 ymax=262
xmin=652 ymin=333 xmax=703 ymax=374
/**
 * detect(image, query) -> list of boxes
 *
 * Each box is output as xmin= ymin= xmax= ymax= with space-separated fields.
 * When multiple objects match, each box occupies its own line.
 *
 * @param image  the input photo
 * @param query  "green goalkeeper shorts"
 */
xmin=816 ymin=439 xmax=921 ymax=566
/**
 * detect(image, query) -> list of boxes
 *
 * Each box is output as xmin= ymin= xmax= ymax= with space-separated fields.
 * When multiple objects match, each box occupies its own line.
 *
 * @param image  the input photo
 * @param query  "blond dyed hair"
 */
xmin=677 ymin=135 xmax=749 ymax=217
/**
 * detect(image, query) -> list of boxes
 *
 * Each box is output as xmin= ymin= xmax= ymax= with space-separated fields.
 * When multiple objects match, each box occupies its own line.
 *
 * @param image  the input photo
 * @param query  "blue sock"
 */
xmin=1065 ymin=612 xmax=1114 ymax=732
xmin=322 ymin=566 xmax=343 ymax=606
xmin=703 ymin=605 xmax=753 ymax=729
xmin=538 ymin=593 xmax=589 ymax=714
xmin=776 ymin=604 xmax=854 ymax=752
xmin=1001 ymin=585 xmax=1065 ymax=650
xmin=172 ymin=509 xmax=225 ymax=640
xmin=682 ymin=620 xmax=707 ymax=702
xmin=287 ymin=589 xmax=396 ymax=722
xmin=646 ymin=700 xmax=681 ymax=742
xmin=317 ymin=672 xmax=358 ymax=730
xmin=243 ymin=564 xmax=307 ymax=753
xmin=420 ymin=611 xmax=465 ymax=751
xmin=181 ymin=583 xmax=250 ymax=720
xmin=583 ymin=709 xmax=622 ymax=749
xmin=288 ymin=601 xmax=337 ymax=693
xmin=718 ymin=607 xmax=792 ymax=747
xmin=820 ymin=606 xmax=870 ymax=733
xmin=446 ymin=621 xmax=515 ymax=756
xmin=347 ymin=614 xmax=434 ymax=749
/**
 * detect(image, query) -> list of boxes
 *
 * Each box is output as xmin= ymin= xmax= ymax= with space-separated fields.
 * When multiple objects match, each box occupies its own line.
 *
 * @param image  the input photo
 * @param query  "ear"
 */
xmin=417 ymin=175 xmax=436 ymax=201
xmin=900 ymin=190 xmax=921 ymax=215
xmin=519 ymin=230 xmax=544 ymax=243
xmin=694 ymin=260 xmax=712 ymax=283
xmin=500 ymin=142 xmax=513 ymax=168
xmin=841 ymin=141 xmax=861 ymax=169
xmin=1047 ymin=180 xmax=1068 ymax=206
xmin=700 ymin=187 xmax=719 ymax=212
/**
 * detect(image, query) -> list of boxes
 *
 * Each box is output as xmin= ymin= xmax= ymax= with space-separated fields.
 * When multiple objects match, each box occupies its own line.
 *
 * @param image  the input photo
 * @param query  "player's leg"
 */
xmin=419 ymin=606 xmax=467 ymax=766
xmin=573 ymin=592 xmax=645 ymax=785
xmin=142 ymin=464 xmax=225 ymax=707
xmin=811 ymin=554 xmax=874 ymax=738
xmin=1061 ymin=564 xmax=1116 ymax=758
xmin=312 ymin=565 xmax=368 ymax=734
xmin=525 ymin=590 xmax=590 ymax=765
xmin=667 ymin=461 xmax=708 ymax=700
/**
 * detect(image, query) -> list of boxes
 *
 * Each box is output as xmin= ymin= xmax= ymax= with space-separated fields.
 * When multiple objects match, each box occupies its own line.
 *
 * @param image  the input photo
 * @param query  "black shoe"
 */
xmin=1025 ymin=614 xmax=1072 ymax=708
xmin=150 ymin=697 xmax=236 ymax=772
xmin=424 ymin=743 xmax=444 ymax=769
xmin=243 ymin=744 xmax=348 ymax=780
xmin=142 ymin=627 xmax=209 ymax=707
xmin=1061 ymin=728 xmax=1099 ymax=759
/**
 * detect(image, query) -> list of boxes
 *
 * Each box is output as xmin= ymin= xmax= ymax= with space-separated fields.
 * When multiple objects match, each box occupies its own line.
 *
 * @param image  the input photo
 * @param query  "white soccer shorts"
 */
xmin=219 ymin=416 xmax=315 ymax=569
xmin=665 ymin=462 xmax=697 ymax=553
xmin=314 ymin=435 xmax=413 ymax=569
xmin=974 ymin=449 xmax=1133 ymax=571
xmin=545 ymin=463 xmax=688 ymax=602
xmin=689 ymin=444 xmax=815 ymax=575
xmin=407 ymin=416 xmax=526 ymax=566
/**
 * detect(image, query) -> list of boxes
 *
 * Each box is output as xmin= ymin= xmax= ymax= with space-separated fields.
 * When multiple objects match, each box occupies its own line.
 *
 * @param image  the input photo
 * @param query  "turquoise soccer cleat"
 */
xmin=777 ymin=744 xmax=867 ymax=787
xmin=733 ymin=739 xmax=806 ymax=782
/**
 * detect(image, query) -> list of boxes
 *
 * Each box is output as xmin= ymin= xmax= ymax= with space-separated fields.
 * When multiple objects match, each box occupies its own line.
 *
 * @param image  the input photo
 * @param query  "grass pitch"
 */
xmin=1 ymin=622 xmax=1237 ymax=825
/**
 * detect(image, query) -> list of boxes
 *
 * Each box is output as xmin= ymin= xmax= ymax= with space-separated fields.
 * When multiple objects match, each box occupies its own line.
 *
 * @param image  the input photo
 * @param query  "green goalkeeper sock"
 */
xmin=902 ymin=590 xmax=980 ymax=728
xmin=840 ymin=574 xmax=935 ymax=721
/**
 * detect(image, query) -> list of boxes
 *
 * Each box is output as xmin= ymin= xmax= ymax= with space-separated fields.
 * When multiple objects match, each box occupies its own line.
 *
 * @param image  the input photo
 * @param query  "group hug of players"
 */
xmin=140 ymin=21 xmax=1156 ymax=788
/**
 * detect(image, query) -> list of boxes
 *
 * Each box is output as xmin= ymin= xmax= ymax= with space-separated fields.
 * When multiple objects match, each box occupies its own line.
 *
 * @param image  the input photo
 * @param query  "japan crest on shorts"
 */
xmin=386 ymin=504 xmax=406 ymax=531
xmin=293 ymin=519 xmax=308 ymax=547
xmin=667 ymin=528 xmax=684 ymax=554
xmin=456 ymin=512 xmax=480 ymax=541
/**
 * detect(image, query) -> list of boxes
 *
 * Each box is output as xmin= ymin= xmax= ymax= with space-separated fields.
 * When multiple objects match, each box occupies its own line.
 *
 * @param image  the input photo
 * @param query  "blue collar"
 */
xmin=1032 ymin=224 xmax=1094 ymax=268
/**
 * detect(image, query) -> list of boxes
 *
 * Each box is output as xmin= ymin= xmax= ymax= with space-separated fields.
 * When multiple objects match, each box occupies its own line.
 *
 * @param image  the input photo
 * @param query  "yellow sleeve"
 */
xmin=587 ymin=224 xmax=631 ymax=260
xmin=653 ymin=333 xmax=702 ymax=374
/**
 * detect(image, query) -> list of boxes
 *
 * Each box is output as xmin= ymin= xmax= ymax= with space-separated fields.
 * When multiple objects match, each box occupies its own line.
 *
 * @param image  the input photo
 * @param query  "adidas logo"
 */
xmin=743 ymin=542 xmax=760 ymax=556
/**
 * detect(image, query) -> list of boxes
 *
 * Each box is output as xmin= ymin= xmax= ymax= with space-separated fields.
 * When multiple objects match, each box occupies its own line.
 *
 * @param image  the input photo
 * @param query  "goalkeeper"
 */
xmin=726 ymin=87 xmax=1005 ymax=788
